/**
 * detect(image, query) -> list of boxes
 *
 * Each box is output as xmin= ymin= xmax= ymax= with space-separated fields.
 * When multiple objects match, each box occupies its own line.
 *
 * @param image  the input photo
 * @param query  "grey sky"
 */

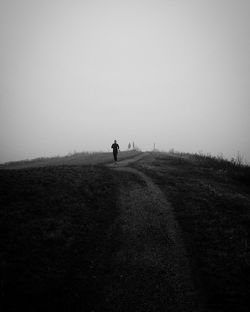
xmin=1 ymin=0 xmax=250 ymax=163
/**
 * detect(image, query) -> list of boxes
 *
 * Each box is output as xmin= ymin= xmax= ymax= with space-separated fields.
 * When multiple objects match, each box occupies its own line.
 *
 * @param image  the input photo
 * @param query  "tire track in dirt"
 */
xmin=106 ymin=154 xmax=205 ymax=311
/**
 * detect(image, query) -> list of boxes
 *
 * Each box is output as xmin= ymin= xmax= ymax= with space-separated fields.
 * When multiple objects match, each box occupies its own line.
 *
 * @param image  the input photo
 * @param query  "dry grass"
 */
xmin=0 ymin=165 xmax=121 ymax=311
xmin=132 ymin=152 xmax=250 ymax=312
xmin=1 ymin=150 xmax=141 ymax=169
xmin=1 ymin=151 xmax=250 ymax=311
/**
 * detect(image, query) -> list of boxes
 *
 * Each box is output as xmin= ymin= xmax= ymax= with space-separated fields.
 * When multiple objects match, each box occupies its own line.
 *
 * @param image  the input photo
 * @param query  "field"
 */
xmin=0 ymin=150 xmax=141 ymax=169
xmin=0 ymin=165 xmax=125 ymax=311
xmin=0 ymin=151 xmax=250 ymax=311
xmin=131 ymin=152 xmax=250 ymax=311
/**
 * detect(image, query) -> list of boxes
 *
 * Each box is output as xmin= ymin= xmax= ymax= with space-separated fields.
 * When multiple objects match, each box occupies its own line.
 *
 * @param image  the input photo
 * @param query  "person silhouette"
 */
xmin=111 ymin=140 xmax=119 ymax=162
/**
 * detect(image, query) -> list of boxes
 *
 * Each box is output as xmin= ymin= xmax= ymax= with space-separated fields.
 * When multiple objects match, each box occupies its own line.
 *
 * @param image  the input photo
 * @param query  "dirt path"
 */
xmin=105 ymin=154 xmax=204 ymax=311
xmin=107 ymin=152 xmax=150 ymax=168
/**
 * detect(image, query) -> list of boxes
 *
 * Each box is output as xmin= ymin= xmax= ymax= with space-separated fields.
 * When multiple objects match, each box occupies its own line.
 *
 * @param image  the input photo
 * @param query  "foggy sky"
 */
xmin=1 ymin=0 xmax=250 ymax=163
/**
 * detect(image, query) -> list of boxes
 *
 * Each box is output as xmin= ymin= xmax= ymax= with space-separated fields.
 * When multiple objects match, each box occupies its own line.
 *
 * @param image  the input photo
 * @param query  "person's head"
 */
xmin=114 ymin=140 xmax=117 ymax=143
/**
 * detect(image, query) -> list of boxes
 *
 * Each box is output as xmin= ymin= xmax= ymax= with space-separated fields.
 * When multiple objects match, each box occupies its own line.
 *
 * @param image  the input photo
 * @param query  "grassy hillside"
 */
xmin=1 ymin=151 xmax=249 ymax=311
xmin=0 ymin=165 xmax=124 ymax=311
xmin=132 ymin=152 xmax=250 ymax=312
xmin=1 ymin=150 xmax=141 ymax=169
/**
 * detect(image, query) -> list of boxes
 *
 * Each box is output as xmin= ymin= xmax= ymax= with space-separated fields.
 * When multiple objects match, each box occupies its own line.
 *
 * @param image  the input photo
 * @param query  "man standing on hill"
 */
xmin=111 ymin=140 xmax=119 ymax=162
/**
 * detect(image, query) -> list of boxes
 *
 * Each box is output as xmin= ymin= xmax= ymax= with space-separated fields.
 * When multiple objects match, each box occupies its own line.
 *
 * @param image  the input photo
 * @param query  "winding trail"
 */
xmin=106 ymin=154 xmax=204 ymax=311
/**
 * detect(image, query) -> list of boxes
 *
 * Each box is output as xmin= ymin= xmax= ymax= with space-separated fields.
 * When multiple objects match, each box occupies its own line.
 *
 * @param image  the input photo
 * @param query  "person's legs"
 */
xmin=113 ymin=152 xmax=117 ymax=161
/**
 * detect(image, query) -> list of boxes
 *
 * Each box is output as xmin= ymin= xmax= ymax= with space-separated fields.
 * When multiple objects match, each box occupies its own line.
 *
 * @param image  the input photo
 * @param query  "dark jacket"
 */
xmin=111 ymin=143 xmax=119 ymax=153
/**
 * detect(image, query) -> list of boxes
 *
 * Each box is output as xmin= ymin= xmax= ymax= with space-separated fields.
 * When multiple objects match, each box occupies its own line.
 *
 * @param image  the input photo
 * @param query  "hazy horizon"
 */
xmin=1 ymin=0 xmax=250 ymax=164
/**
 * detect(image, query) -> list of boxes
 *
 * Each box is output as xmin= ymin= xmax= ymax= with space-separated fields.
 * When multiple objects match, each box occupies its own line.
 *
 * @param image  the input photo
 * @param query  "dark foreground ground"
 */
xmin=0 ymin=165 xmax=122 ymax=311
xmin=131 ymin=152 xmax=250 ymax=312
xmin=0 ymin=152 xmax=250 ymax=311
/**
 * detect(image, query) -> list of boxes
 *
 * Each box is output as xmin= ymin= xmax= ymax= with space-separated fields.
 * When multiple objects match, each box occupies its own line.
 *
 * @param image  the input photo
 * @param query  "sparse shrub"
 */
xmin=231 ymin=151 xmax=245 ymax=167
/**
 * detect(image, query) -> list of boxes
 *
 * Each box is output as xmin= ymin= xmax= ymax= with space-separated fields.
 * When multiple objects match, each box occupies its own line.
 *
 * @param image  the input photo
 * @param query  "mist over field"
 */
xmin=1 ymin=0 xmax=250 ymax=163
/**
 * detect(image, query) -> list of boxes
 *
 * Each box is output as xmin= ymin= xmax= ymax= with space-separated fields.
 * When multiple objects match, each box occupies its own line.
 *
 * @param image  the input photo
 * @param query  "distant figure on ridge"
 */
xmin=111 ymin=140 xmax=120 ymax=162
